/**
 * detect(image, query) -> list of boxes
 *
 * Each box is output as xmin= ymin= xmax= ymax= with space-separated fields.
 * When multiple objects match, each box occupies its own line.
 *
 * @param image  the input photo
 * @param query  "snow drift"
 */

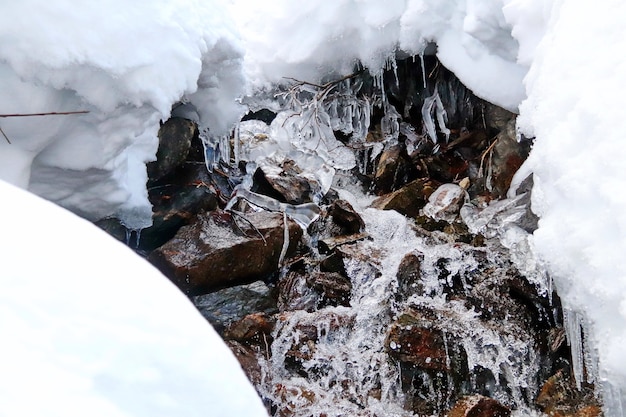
xmin=0 ymin=0 xmax=245 ymax=229
xmin=0 ymin=179 xmax=268 ymax=417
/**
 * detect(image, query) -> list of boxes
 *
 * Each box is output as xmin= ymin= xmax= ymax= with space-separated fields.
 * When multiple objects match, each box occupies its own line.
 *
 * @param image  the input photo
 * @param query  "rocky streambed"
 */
xmin=99 ymin=57 xmax=602 ymax=417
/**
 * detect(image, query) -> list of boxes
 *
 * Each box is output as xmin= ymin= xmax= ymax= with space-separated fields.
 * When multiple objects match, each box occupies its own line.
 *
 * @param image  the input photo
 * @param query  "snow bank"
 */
xmin=0 ymin=0 xmax=245 ymax=229
xmin=517 ymin=1 xmax=626 ymax=412
xmin=0 ymin=180 xmax=267 ymax=417
xmin=231 ymin=0 xmax=527 ymax=111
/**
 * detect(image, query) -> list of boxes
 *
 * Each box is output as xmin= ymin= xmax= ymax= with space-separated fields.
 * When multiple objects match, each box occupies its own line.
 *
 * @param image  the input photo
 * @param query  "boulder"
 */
xmin=149 ymin=210 xmax=302 ymax=295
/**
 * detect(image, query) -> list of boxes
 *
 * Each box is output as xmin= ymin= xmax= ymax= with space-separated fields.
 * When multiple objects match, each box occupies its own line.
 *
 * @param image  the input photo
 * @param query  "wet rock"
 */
xmin=149 ymin=210 xmax=302 ymax=295
xmin=489 ymin=119 xmax=531 ymax=198
xmin=327 ymin=199 xmax=365 ymax=234
xmin=386 ymin=310 xmax=456 ymax=371
xmin=142 ymin=162 xmax=219 ymax=250
xmin=148 ymin=117 xmax=197 ymax=182
xmin=422 ymin=183 xmax=467 ymax=222
xmin=193 ymin=280 xmax=277 ymax=332
xmin=447 ymin=395 xmax=511 ymax=417
xmin=226 ymin=340 xmax=264 ymax=385
xmin=306 ymin=272 xmax=352 ymax=308
xmin=396 ymin=251 xmax=425 ymax=298
xmin=373 ymin=145 xmax=415 ymax=194
xmin=278 ymin=270 xmax=320 ymax=312
xmin=536 ymin=369 xmax=601 ymax=417
xmin=317 ymin=232 xmax=369 ymax=255
xmin=224 ymin=312 xmax=276 ymax=345
xmin=308 ymin=199 xmax=365 ymax=243
xmin=252 ymin=163 xmax=317 ymax=205
xmin=370 ymin=178 xmax=438 ymax=218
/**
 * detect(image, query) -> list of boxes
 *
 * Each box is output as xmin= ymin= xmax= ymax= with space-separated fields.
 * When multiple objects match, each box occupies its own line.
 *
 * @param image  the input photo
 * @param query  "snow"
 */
xmin=231 ymin=0 xmax=527 ymax=111
xmin=0 ymin=0 xmax=245 ymax=229
xmin=516 ymin=0 xmax=626 ymax=411
xmin=0 ymin=180 xmax=268 ymax=417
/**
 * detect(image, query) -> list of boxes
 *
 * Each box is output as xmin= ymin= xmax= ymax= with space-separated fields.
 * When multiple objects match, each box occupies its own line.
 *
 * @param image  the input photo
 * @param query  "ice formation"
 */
xmin=0 ymin=180 xmax=268 ymax=417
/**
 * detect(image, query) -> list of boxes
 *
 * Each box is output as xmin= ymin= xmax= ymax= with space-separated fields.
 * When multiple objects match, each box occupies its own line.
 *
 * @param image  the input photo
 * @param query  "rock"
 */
xmin=193 ymin=280 xmax=277 ymax=333
xmin=252 ymin=164 xmax=317 ymax=205
xmin=226 ymin=340 xmax=264 ymax=385
xmin=147 ymin=117 xmax=197 ymax=182
xmin=536 ymin=369 xmax=601 ymax=417
xmin=422 ymin=183 xmax=467 ymax=222
xmin=370 ymin=178 xmax=439 ymax=218
xmin=327 ymin=199 xmax=365 ymax=234
xmin=386 ymin=311 xmax=451 ymax=371
xmin=142 ymin=162 xmax=219 ymax=250
xmin=149 ymin=210 xmax=302 ymax=295
xmin=396 ymin=251 xmax=425 ymax=299
xmin=306 ymin=272 xmax=352 ymax=308
xmin=317 ymin=233 xmax=369 ymax=255
xmin=447 ymin=395 xmax=510 ymax=417
xmin=489 ymin=119 xmax=531 ymax=198
xmin=224 ymin=312 xmax=276 ymax=345
xmin=278 ymin=270 xmax=320 ymax=312
xmin=308 ymin=199 xmax=366 ymax=247
xmin=373 ymin=145 xmax=416 ymax=194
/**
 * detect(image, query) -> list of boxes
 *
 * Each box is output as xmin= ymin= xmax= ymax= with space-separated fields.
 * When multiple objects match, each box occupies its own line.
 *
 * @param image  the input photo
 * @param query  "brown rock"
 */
xmin=149 ymin=210 xmax=302 ymax=295
xmin=306 ymin=271 xmax=352 ymax=307
xmin=447 ymin=395 xmax=510 ymax=417
xmin=224 ymin=312 xmax=275 ymax=344
xmin=489 ymin=119 xmax=530 ymax=198
xmin=536 ymin=369 xmax=601 ymax=417
xmin=396 ymin=251 xmax=424 ymax=298
xmin=148 ymin=117 xmax=197 ymax=182
xmin=373 ymin=145 xmax=415 ymax=194
xmin=252 ymin=164 xmax=317 ymax=204
xmin=226 ymin=340 xmax=263 ymax=385
xmin=327 ymin=199 xmax=365 ymax=234
xmin=370 ymin=178 xmax=439 ymax=218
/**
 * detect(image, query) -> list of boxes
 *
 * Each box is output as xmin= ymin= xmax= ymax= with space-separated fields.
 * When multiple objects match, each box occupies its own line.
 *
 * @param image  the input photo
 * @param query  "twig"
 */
xmin=228 ymin=209 xmax=267 ymax=245
xmin=478 ymin=136 xmax=499 ymax=177
xmin=0 ymin=110 xmax=89 ymax=118
xmin=0 ymin=126 xmax=10 ymax=144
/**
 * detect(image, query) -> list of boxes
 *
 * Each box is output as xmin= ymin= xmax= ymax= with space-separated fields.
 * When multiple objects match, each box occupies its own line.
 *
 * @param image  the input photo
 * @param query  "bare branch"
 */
xmin=0 ymin=126 xmax=10 ymax=144
xmin=0 ymin=110 xmax=89 ymax=118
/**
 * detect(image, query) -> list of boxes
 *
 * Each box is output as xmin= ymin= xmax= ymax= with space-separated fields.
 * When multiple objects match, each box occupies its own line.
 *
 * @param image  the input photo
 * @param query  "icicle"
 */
xmin=124 ymin=228 xmax=141 ymax=249
xmin=278 ymin=210 xmax=290 ymax=267
xmin=419 ymin=51 xmax=427 ymax=89
xmin=563 ymin=308 xmax=584 ymax=390
xmin=421 ymin=89 xmax=450 ymax=144
xmin=233 ymin=122 xmax=240 ymax=167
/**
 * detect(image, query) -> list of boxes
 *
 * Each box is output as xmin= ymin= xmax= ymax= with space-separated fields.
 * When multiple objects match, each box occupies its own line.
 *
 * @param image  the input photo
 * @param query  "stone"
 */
xmin=193 ymin=280 xmax=277 ymax=333
xmin=386 ymin=312 xmax=450 ymax=371
xmin=147 ymin=117 xmax=197 ymax=182
xmin=370 ymin=178 xmax=439 ymax=218
xmin=489 ymin=119 xmax=531 ymax=198
xmin=149 ymin=210 xmax=302 ymax=295
xmin=536 ymin=369 xmax=601 ymax=417
xmin=306 ymin=271 xmax=352 ymax=308
xmin=396 ymin=251 xmax=425 ymax=299
xmin=142 ymin=162 xmax=218 ymax=250
xmin=224 ymin=312 xmax=276 ymax=345
xmin=317 ymin=233 xmax=369 ymax=255
xmin=327 ymin=199 xmax=365 ymax=234
xmin=226 ymin=340 xmax=264 ymax=385
xmin=373 ymin=145 xmax=416 ymax=194
xmin=252 ymin=164 xmax=317 ymax=205
xmin=447 ymin=395 xmax=510 ymax=417
xmin=422 ymin=183 xmax=467 ymax=222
